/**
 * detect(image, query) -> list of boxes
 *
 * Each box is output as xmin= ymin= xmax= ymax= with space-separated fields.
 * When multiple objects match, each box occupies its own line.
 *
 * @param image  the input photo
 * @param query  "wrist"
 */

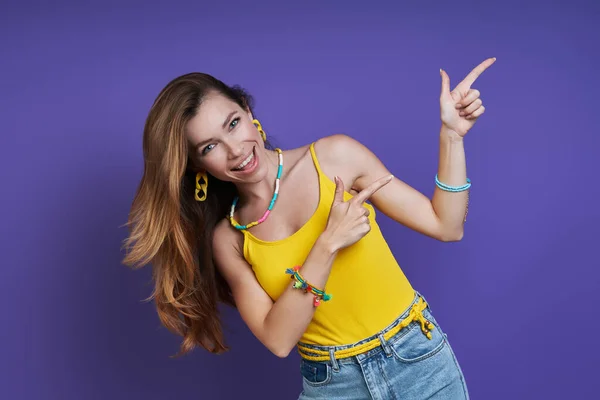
xmin=317 ymin=231 xmax=339 ymax=256
xmin=440 ymin=126 xmax=464 ymax=143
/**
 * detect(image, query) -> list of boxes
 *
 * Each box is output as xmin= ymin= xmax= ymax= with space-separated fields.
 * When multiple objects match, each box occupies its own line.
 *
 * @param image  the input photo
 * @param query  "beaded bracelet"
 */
xmin=435 ymin=174 xmax=471 ymax=192
xmin=435 ymin=174 xmax=471 ymax=221
xmin=285 ymin=266 xmax=332 ymax=307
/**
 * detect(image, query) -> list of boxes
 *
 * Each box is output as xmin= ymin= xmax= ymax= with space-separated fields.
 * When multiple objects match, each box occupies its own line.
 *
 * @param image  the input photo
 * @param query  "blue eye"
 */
xmin=229 ymin=117 xmax=240 ymax=129
xmin=202 ymin=143 xmax=215 ymax=155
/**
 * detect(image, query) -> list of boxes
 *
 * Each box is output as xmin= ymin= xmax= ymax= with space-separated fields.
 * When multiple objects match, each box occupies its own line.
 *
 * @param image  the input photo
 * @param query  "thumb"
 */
xmin=332 ymin=176 xmax=344 ymax=206
xmin=440 ymin=68 xmax=451 ymax=98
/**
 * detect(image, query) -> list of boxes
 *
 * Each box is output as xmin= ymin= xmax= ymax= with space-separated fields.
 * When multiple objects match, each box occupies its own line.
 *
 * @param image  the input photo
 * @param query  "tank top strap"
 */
xmin=308 ymin=141 xmax=338 ymax=217
xmin=309 ymin=142 xmax=325 ymax=178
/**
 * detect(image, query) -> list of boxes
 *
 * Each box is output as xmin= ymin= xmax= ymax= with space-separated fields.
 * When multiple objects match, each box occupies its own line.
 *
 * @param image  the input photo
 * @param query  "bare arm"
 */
xmin=213 ymin=174 xmax=392 ymax=357
xmin=316 ymin=61 xmax=494 ymax=242
xmin=431 ymin=127 xmax=468 ymax=239
xmin=213 ymin=220 xmax=337 ymax=358
xmin=317 ymin=134 xmax=460 ymax=241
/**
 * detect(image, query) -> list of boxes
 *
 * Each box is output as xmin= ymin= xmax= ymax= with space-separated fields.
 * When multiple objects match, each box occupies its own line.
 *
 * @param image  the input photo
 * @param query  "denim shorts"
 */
xmin=297 ymin=290 xmax=469 ymax=400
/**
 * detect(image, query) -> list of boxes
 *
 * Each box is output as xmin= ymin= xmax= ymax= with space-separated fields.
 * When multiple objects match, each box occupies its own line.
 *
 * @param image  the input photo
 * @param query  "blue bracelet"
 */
xmin=435 ymin=174 xmax=471 ymax=192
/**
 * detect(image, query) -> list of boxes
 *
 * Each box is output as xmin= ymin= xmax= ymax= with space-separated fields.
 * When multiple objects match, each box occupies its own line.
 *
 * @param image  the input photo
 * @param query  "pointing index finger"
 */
xmin=457 ymin=57 xmax=496 ymax=91
xmin=352 ymin=174 xmax=394 ymax=204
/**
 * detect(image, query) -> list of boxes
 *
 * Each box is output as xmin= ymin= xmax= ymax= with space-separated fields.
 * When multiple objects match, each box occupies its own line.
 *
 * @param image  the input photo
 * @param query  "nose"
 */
xmin=223 ymin=138 xmax=245 ymax=159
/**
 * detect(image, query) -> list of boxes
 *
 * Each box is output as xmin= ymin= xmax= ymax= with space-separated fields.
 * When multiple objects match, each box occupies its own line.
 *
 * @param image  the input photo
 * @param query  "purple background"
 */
xmin=2 ymin=0 xmax=598 ymax=399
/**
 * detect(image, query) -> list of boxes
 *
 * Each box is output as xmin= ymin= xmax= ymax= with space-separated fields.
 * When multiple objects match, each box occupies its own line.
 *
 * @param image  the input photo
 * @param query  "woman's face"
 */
xmin=186 ymin=92 xmax=267 ymax=184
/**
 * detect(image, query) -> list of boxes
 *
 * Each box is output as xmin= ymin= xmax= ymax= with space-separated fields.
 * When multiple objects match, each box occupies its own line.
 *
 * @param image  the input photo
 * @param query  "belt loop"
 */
xmin=416 ymin=290 xmax=430 ymax=312
xmin=329 ymin=348 xmax=340 ymax=371
xmin=378 ymin=333 xmax=392 ymax=358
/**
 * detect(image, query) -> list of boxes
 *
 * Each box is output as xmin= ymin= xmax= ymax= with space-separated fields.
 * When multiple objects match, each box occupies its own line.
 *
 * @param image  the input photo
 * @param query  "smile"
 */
xmin=233 ymin=148 xmax=255 ymax=171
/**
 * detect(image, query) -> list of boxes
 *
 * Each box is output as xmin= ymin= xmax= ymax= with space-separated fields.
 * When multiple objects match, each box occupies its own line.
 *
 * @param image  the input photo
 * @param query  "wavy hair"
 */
xmin=122 ymin=72 xmax=271 ymax=357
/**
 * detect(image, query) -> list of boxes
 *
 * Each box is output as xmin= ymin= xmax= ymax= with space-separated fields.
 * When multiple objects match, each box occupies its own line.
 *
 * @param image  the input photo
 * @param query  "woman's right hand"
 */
xmin=323 ymin=174 xmax=394 ymax=252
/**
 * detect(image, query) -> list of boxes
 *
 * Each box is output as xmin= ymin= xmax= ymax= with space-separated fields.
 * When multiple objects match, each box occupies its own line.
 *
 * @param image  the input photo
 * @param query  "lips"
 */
xmin=232 ymin=149 xmax=252 ymax=170
xmin=231 ymin=147 xmax=258 ymax=172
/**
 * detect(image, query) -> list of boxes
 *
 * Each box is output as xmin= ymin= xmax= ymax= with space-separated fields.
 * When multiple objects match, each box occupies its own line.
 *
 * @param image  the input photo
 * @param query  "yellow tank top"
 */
xmin=241 ymin=142 xmax=415 ymax=346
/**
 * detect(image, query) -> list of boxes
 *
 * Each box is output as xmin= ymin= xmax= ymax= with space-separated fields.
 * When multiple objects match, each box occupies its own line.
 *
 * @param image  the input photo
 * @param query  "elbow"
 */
xmin=274 ymin=348 xmax=292 ymax=358
xmin=265 ymin=337 xmax=294 ymax=358
xmin=261 ymin=320 xmax=295 ymax=358
xmin=271 ymin=344 xmax=293 ymax=358
xmin=440 ymin=229 xmax=464 ymax=242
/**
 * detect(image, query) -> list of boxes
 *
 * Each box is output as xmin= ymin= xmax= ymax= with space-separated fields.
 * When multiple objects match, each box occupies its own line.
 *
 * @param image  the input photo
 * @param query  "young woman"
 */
xmin=123 ymin=57 xmax=495 ymax=399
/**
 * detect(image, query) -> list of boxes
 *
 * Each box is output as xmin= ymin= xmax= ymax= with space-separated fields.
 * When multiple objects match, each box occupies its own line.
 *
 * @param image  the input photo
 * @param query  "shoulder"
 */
xmin=311 ymin=134 xmax=391 ymax=192
xmin=312 ymin=133 xmax=366 ymax=159
xmin=283 ymin=134 xmax=365 ymax=165
xmin=213 ymin=217 xmax=244 ymax=265
xmin=276 ymin=135 xmax=363 ymax=177
xmin=312 ymin=134 xmax=376 ymax=178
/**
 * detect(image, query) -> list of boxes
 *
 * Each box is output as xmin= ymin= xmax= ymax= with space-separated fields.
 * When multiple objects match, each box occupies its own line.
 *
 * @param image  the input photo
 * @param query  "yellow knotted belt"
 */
xmin=297 ymin=297 xmax=435 ymax=362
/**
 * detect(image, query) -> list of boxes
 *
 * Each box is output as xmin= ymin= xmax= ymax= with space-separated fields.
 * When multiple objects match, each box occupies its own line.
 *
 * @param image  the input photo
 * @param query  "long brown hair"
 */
xmin=121 ymin=73 xmax=270 ymax=357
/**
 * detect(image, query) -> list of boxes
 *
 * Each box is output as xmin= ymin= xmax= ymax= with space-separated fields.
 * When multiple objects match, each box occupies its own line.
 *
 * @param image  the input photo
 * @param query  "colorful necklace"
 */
xmin=229 ymin=148 xmax=283 ymax=230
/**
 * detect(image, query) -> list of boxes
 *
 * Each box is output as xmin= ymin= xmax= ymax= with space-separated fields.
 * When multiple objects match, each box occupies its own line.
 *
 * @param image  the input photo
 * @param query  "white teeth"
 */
xmin=234 ymin=151 xmax=254 ymax=170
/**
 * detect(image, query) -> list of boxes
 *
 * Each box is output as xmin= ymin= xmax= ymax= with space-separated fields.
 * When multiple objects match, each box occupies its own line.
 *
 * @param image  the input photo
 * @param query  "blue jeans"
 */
xmin=297 ymin=290 xmax=469 ymax=399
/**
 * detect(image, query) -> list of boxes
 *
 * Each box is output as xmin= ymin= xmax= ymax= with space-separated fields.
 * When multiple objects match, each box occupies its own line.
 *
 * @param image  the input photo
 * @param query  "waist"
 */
xmin=297 ymin=290 xmax=433 ymax=362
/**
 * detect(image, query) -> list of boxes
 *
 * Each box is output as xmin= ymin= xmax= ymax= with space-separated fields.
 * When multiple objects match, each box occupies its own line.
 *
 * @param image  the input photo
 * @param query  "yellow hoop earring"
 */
xmin=195 ymin=171 xmax=208 ymax=201
xmin=252 ymin=119 xmax=267 ymax=142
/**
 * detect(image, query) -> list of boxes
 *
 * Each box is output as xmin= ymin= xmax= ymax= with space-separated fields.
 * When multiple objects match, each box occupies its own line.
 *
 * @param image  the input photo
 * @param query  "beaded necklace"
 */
xmin=229 ymin=148 xmax=283 ymax=230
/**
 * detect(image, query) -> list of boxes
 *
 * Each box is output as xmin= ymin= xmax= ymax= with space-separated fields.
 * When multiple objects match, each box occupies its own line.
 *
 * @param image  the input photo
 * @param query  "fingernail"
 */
xmin=455 ymin=103 xmax=462 ymax=109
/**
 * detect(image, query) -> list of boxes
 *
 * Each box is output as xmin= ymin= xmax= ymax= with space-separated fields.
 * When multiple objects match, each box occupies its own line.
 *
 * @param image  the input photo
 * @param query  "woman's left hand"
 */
xmin=439 ymin=57 xmax=496 ymax=137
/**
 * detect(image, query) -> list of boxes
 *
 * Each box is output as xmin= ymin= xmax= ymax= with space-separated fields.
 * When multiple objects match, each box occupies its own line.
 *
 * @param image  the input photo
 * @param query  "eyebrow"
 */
xmin=194 ymin=111 xmax=237 ymax=151
xmin=222 ymin=111 xmax=237 ymax=129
